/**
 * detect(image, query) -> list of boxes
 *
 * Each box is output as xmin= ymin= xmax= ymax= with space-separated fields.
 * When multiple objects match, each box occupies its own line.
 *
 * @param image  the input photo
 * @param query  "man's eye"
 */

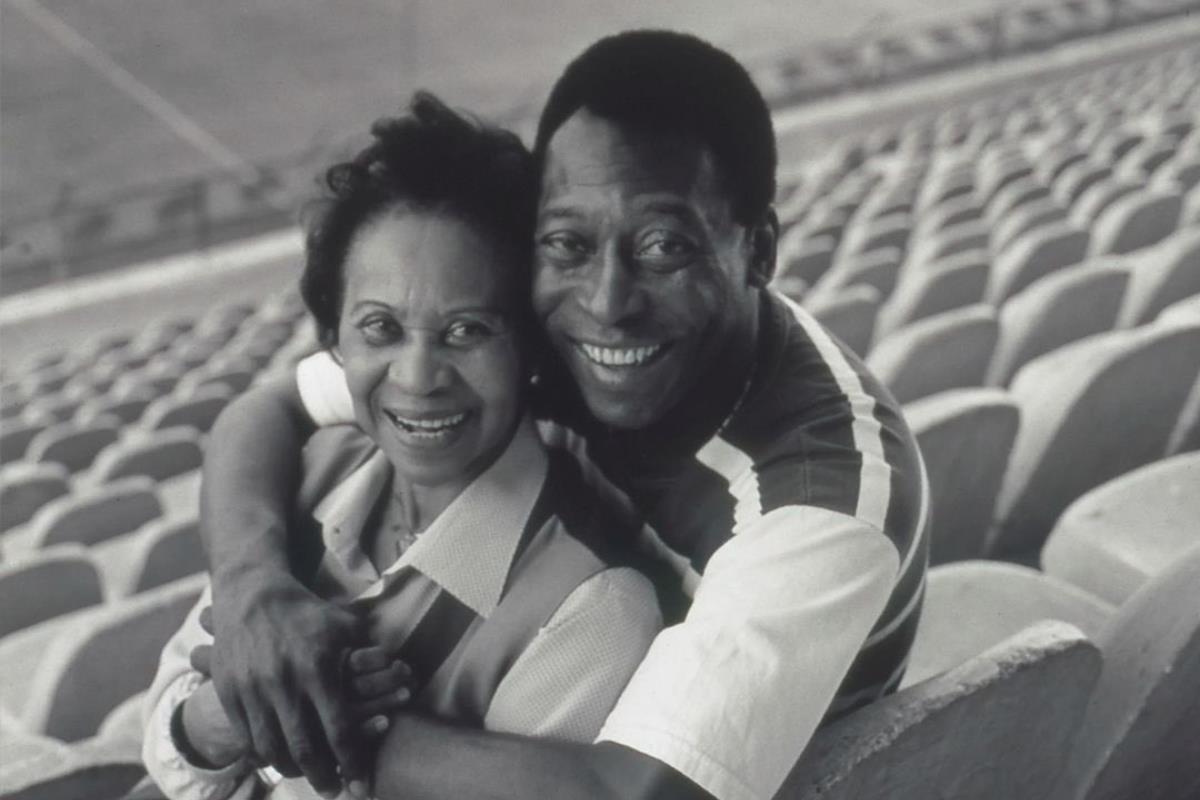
xmin=358 ymin=316 xmax=401 ymax=344
xmin=444 ymin=320 xmax=499 ymax=347
xmin=538 ymin=231 xmax=590 ymax=262
xmin=636 ymin=233 xmax=697 ymax=268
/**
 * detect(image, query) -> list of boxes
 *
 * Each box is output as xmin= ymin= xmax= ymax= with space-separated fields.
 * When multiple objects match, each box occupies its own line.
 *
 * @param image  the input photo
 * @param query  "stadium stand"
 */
xmin=781 ymin=621 xmax=1101 ymax=800
xmin=138 ymin=384 xmax=233 ymax=433
xmin=19 ymin=573 xmax=205 ymax=742
xmin=987 ymin=322 xmax=1200 ymax=560
xmin=22 ymin=477 xmax=163 ymax=551
xmin=86 ymin=427 xmax=204 ymax=485
xmin=904 ymin=389 xmax=1021 ymax=565
xmin=0 ymin=547 xmax=106 ymax=638
xmin=984 ymin=263 xmax=1130 ymax=386
xmin=1041 ymin=452 xmax=1200 ymax=605
xmin=1116 ymin=226 xmax=1200 ymax=326
xmin=1051 ymin=547 xmax=1200 ymax=800
xmin=864 ymin=304 xmax=999 ymax=403
xmin=25 ymin=416 xmax=122 ymax=474
xmin=904 ymin=561 xmax=1114 ymax=685
xmin=0 ymin=462 xmax=71 ymax=532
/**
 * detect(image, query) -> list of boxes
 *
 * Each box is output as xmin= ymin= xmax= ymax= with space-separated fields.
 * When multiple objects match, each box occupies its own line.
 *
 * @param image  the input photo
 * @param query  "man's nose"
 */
xmin=582 ymin=244 xmax=643 ymax=325
xmin=388 ymin=339 xmax=450 ymax=394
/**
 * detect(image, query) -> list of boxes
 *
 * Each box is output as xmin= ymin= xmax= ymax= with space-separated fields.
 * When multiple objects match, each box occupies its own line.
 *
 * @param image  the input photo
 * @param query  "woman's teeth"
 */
xmin=578 ymin=342 xmax=664 ymax=367
xmin=385 ymin=411 xmax=468 ymax=437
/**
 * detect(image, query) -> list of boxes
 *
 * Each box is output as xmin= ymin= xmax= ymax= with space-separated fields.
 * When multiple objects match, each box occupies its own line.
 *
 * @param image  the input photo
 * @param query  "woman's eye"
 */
xmin=358 ymin=316 xmax=401 ymax=344
xmin=444 ymin=320 xmax=497 ymax=347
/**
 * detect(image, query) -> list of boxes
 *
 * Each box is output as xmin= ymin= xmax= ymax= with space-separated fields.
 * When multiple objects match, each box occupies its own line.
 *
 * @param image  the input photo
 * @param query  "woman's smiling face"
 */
xmin=338 ymin=207 xmax=524 ymax=491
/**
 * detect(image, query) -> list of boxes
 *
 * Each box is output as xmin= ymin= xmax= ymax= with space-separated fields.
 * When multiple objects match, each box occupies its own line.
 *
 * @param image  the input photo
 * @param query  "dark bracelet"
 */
xmin=170 ymin=703 xmax=224 ymax=771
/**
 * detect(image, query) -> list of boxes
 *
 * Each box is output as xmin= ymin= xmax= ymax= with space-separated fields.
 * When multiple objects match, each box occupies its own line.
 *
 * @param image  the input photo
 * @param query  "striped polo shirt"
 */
xmin=141 ymin=418 xmax=663 ymax=800
xmin=545 ymin=290 xmax=929 ymax=717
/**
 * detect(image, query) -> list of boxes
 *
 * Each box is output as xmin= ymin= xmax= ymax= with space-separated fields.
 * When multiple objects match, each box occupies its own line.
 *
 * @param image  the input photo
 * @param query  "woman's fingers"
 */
xmin=352 ymin=687 xmax=412 ymax=722
xmin=345 ymin=646 xmax=391 ymax=674
xmin=349 ymin=661 xmax=411 ymax=700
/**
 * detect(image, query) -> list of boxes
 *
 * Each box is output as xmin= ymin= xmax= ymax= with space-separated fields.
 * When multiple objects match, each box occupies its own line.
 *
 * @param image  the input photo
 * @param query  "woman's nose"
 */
xmin=387 ymin=340 xmax=450 ymax=394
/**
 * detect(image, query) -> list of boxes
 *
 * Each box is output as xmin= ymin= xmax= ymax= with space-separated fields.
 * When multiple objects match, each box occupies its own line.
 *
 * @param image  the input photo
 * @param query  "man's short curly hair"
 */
xmin=533 ymin=30 xmax=776 ymax=226
xmin=301 ymin=91 xmax=537 ymax=348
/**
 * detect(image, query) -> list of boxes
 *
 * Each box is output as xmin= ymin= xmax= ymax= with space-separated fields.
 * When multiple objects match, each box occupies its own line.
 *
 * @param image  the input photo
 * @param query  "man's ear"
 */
xmin=746 ymin=208 xmax=779 ymax=289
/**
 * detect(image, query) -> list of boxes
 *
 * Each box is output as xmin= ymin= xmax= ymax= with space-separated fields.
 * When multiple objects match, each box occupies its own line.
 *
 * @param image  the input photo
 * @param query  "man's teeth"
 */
xmin=579 ymin=343 xmax=663 ymax=367
xmin=387 ymin=411 xmax=468 ymax=434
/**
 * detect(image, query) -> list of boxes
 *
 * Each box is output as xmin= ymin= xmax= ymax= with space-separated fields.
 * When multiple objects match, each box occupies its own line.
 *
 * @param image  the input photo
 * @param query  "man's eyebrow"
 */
xmin=638 ymin=200 xmax=703 ymax=222
xmin=536 ymin=206 xmax=585 ymax=225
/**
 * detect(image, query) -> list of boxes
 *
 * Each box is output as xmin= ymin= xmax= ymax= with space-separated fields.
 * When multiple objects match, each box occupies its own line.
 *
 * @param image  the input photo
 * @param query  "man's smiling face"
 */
xmin=532 ymin=110 xmax=761 ymax=430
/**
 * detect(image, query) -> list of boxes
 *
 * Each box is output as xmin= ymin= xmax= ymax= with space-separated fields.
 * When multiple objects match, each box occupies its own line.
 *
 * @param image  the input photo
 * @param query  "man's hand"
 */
xmin=200 ymin=567 xmax=367 ymax=799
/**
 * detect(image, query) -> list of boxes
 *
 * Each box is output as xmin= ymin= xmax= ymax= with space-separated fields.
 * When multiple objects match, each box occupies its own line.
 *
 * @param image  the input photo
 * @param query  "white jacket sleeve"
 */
xmin=141 ymin=584 xmax=259 ymax=800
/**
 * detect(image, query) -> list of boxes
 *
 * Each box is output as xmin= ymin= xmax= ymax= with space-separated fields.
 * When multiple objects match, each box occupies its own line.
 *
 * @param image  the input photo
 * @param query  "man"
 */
xmin=197 ymin=30 xmax=928 ymax=800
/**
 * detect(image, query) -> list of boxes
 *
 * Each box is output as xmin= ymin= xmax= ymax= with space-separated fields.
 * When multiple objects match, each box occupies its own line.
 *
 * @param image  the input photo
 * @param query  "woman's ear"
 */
xmin=746 ymin=208 xmax=779 ymax=289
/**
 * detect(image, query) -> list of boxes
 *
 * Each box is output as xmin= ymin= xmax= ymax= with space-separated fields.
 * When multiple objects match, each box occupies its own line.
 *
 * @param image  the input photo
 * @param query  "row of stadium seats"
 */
xmin=1 ymin=33 xmax=1196 ymax=800
xmin=757 ymin=0 xmax=1197 ymax=105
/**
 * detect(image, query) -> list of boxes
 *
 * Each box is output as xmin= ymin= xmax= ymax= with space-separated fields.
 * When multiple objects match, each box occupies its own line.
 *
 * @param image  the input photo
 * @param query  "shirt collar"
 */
xmin=312 ymin=416 xmax=548 ymax=617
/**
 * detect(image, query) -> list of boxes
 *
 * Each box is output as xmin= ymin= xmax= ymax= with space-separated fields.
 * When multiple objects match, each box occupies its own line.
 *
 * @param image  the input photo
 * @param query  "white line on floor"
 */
xmin=0 ymin=229 xmax=303 ymax=325
xmin=8 ymin=0 xmax=256 ymax=179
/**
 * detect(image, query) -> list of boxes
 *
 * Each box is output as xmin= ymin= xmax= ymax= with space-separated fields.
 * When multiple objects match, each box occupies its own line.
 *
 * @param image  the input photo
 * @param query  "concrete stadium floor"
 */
xmin=2 ymin=0 xmax=1002 ymax=221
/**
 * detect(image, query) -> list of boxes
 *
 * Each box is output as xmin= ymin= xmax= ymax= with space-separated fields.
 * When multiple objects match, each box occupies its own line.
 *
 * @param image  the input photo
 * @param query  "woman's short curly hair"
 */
xmin=300 ymin=91 xmax=537 ymax=348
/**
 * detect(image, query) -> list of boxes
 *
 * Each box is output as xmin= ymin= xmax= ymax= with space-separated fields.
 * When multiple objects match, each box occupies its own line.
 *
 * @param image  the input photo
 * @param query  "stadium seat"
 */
xmin=178 ymin=355 xmax=258 ymax=396
xmin=1088 ymin=188 xmax=1184 ymax=256
xmin=915 ymin=194 xmax=982 ymax=233
xmin=1116 ymin=227 xmax=1200 ymax=327
xmin=1041 ymin=452 xmax=1200 ymax=605
xmin=95 ymin=691 xmax=146 ymax=757
xmin=20 ymin=573 xmax=206 ymax=741
xmin=904 ymin=389 xmax=1020 ymax=565
xmin=985 ymin=221 xmax=1090 ymax=304
xmin=986 ymin=176 xmax=1050 ymax=223
xmin=779 ymin=621 xmax=1100 ymax=800
xmin=73 ymin=385 xmax=157 ymax=427
xmin=88 ymin=427 xmax=204 ymax=485
xmin=25 ymin=417 xmax=121 ymax=474
xmin=0 ymin=547 xmax=105 ymax=638
xmin=0 ymin=462 xmax=70 ymax=532
xmin=988 ymin=322 xmax=1200 ymax=559
xmin=875 ymin=250 xmax=989 ymax=340
xmin=1155 ymin=292 xmax=1200 ymax=327
xmin=1051 ymin=548 xmax=1200 ymax=800
xmin=840 ymin=214 xmax=911 ymax=258
xmin=1072 ymin=178 xmax=1142 ymax=226
xmin=809 ymin=247 xmax=902 ymax=300
xmin=127 ymin=515 xmax=205 ymax=594
xmin=866 ymin=304 xmax=998 ymax=403
xmin=1054 ymin=161 xmax=1111 ymax=207
xmin=805 ymin=285 xmax=881 ymax=356
xmin=989 ymin=197 xmax=1067 ymax=254
xmin=777 ymin=231 xmax=837 ymax=291
xmin=27 ymin=477 xmax=163 ymax=550
xmin=0 ymin=741 xmax=145 ymax=800
xmin=139 ymin=385 xmax=232 ymax=433
xmin=22 ymin=392 xmax=85 ymax=424
xmin=985 ymin=263 xmax=1130 ymax=386
xmin=907 ymin=219 xmax=989 ymax=266
xmin=904 ymin=561 xmax=1113 ymax=686
xmin=0 ymin=419 xmax=51 ymax=464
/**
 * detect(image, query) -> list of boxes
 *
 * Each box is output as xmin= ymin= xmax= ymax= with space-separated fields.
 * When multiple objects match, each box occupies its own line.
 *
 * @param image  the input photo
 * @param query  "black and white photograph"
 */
xmin=1 ymin=1 xmax=1198 ymax=798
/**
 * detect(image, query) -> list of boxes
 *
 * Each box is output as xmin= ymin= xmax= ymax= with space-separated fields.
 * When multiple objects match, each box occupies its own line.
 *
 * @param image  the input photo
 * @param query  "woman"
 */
xmin=142 ymin=93 xmax=662 ymax=800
